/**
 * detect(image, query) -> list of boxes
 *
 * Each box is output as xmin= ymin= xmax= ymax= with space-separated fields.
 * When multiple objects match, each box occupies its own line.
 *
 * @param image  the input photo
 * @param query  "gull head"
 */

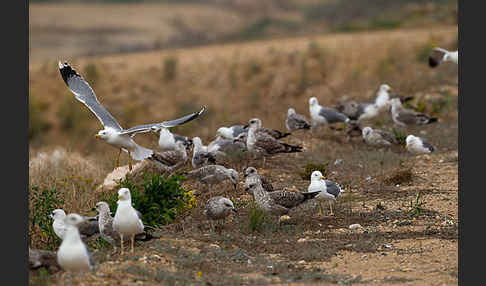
xmin=95 ymin=129 xmax=115 ymax=141
xmin=309 ymin=97 xmax=319 ymax=106
xmin=93 ymin=201 xmax=111 ymax=214
xmin=50 ymin=209 xmax=66 ymax=220
xmin=244 ymin=167 xmax=258 ymax=178
xmin=228 ymin=169 xmax=239 ymax=190
xmin=117 ymin=188 xmax=132 ymax=202
xmin=64 ymin=213 xmax=85 ymax=227
xmin=192 ymin=137 xmax=203 ymax=147
xmin=379 ymin=84 xmax=391 ymax=92
xmin=216 ymin=127 xmax=231 ymax=139
xmin=362 ymin=126 xmax=373 ymax=138
xmin=244 ymin=182 xmax=258 ymax=193
xmin=221 ymin=197 xmax=237 ymax=213
xmin=233 ymin=132 xmax=247 ymax=143
xmin=288 ymin=108 xmax=296 ymax=116
xmin=311 ymin=170 xmax=325 ymax=181
xmin=389 ymin=98 xmax=402 ymax=108
xmin=248 ymin=118 xmax=262 ymax=130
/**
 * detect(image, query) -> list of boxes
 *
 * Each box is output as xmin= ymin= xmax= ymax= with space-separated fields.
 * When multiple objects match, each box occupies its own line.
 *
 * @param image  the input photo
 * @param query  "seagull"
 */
xmin=286 ymin=108 xmax=311 ymax=131
xmin=244 ymin=173 xmax=318 ymax=218
xmin=150 ymin=126 xmax=193 ymax=151
xmin=56 ymin=214 xmax=95 ymax=273
xmin=429 ymin=47 xmax=458 ymax=68
xmin=309 ymin=97 xmax=350 ymax=128
xmin=243 ymin=167 xmax=274 ymax=193
xmin=203 ymin=196 xmax=237 ymax=230
xmin=112 ymin=188 xmax=145 ymax=254
xmin=50 ymin=209 xmax=99 ymax=241
xmin=191 ymin=137 xmax=217 ymax=168
xmin=246 ymin=118 xmax=302 ymax=166
xmin=406 ymin=135 xmax=436 ymax=154
xmin=307 ymin=171 xmax=343 ymax=216
xmin=92 ymin=201 xmax=148 ymax=248
xmin=58 ymin=61 xmax=205 ymax=171
xmin=362 ymin=126 xmax=399 ymax=147
xmin=148 ymin=140 xmax=188 ymax=172
xmin=215 ymin=125 xmax=248 ymax=140
xmin=335 ymin=84 xmax=393 ymax=122
xmin=251 ymin=118 xmax=291 ymax=140
xmin=208 ymin=136 xmax=247 ymax=156
xmin=390 ymin=98 xmax=438 ymax=127
xmin=182 ymin=165 xmax=239 ymax=193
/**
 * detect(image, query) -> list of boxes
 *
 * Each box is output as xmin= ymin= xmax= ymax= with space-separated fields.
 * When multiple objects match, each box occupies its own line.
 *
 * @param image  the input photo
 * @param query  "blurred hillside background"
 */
xmin=29 ymin=0 xmax=458 ymax=172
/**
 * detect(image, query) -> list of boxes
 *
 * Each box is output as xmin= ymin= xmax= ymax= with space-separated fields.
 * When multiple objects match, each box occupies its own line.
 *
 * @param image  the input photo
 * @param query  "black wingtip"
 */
xmin=427 ymin=117 xmax=438 ymax=124
xmin=58 ymin=61 xmax=80 ymax=85
xmin=428 ymin=56 xmax=439 ymax=68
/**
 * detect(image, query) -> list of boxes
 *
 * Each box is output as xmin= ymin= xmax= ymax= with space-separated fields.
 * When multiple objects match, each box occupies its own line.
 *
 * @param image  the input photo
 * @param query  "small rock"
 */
xmin=384 ymin=244 xmax=393 ymax=249
xmin=349 ymin=224 xmax=363 ymax=230
xmin=209 ymin=244 xmax=220 ymax=249
xmin=297 ymin=238 xmax=307 ymax=243
xmin=298 ymin=260 xmax=306 ymax=264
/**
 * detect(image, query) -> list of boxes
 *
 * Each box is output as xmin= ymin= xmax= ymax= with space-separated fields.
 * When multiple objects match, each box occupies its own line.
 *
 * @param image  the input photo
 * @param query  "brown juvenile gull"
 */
xmin=307 ymin=171 xmax=343 ymax=216
xmin=50 ymin=209 xmax=99 ymax=241
xmin=251 ymin=118 xmax=291 ymax=139
xmin=309 ymin=97 xmax=350 ymax=128
xmin=243 ymin=167 xmax=274 ymax=193
xmin=390 ymin=98 xmax=438 ymax=127
xmin=362 ymin=126 xmax=399 ymax=147
xmin=59 ymin=61 xmax=205 ymax=171
xmin=246 ymin=118 xmax=302 ymax=165
xmin=203 ymin=196 xmax=237 ymax=230
xmin=92 ymin=201 xmax=149 ymax=248
xmin=244 ymin=175 xmax=318 ymax=219
xmin=428 ymin=47 xmax=458 ymax=68
xmin=182 ymin=164 xmax=239 ymax=193
xmin=286 ymin=108 xmax=311 ymax=131
xmin=113 ymin=188 xmax=145 ymax=254
xmin=406 ymin=135 xmax=436 ymax=154
xmin=148 ymin=140 xmax=188 ymax=172
xmin=56 ymin=214 xmax=95 ymax=273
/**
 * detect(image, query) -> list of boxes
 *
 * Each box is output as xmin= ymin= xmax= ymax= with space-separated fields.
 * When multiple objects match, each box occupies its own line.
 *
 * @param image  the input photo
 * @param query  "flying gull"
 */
xmin=246 ymin=118 xmax=302 ymax=166
xmin=203 ymin=196 xmax=237 ymax=230
xmin=309 ymin=97 xmax=350 ymax=128
xmin=406 ymin=135 xmax=436 ymax=154
xmin=390 ymin=98 xmax=438 ymax=127
xmin=307 ymin=171 xmax=343 ymax=216
xmin=59 ymin=61 xmax=205 ymax=171
xmin=182 ymin=164 xmax=239 ymax=193
xmin=362 ymin=126 xmax=399 ymax=147
xmin=286 ymin=108 xmax=311 ymax=131
xmin=50 ymin=209 xmax=99 ymax=241
xmin=56 ymin=213 xmax=95 ymax=273
xmin=429 ymin=47 xmax=458 ymax=68
xmin=112 ymin=188 xmax=145 ymax=254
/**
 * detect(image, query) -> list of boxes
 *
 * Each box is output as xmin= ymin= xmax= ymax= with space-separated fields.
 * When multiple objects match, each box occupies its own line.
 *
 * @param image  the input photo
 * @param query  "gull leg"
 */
xmin=318 ymin=202 xmax=323 ymax=216
xmin=115 ymin=149 xmax=122 ymax=169
xmin=128 ymin=153 xmax=133 ymax=171
xmin=131 ymin=235 xmax=135 ymax=253
xmin=120 ymin=234 xmax=124 ymax=255
xmin=329 ymin=201 xmax=334 ymax=216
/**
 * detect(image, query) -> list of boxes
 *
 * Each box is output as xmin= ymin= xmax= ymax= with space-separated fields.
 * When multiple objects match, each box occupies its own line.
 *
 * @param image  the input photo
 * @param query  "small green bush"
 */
xmin=247 ymin=204 xmax=266 ymax=232
xmin=29 ymin=187 xmax=64 ymax=250
xmin=100 ymin=173 xmax=194 ymax=227
xmin=299 ymin=162 xmax=328 ymax=180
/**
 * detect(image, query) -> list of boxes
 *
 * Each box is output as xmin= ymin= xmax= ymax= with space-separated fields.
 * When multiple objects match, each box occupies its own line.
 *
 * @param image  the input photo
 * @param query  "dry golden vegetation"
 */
xmin=29 ymin=9 xmax=458 ymax=284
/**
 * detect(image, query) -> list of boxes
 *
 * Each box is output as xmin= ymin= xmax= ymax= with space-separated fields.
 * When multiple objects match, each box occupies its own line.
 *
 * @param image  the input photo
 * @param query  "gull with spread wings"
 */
xmin=58 ymin=61 xmax=205 ymax=171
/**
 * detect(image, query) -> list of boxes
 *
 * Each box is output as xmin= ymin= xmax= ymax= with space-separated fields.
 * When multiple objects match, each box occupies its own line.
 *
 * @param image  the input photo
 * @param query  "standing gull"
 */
xmin=148 ymin=140 xmax=188 ymax=172
xmin=56 ymin=214 xmax=95 ymax=273
xmin=215 ymin=125 xmax=248 ymax=140
xmin=203 ymin=196 xmax=237 ymax=230
xmin=246 ymin=118 xmax=302 ymax=166
xmin=251 ymin=118 xmax=291 ymax=140
xmin=390 ymin=98 xmax=438 ymax=127
xmin=309 ymin=97 xmax=350 ymax=128
xmin=191 ymin=137 xmax=217 ymax=168
xmin=307 ymin=171 xmax=343 ymax=216
xmin=113 ymin=188 xmax=145 ymax=254
xmin=362 ymin=126 xmax=399 ymax=147
xmin=182 ymin=165 xmax=239 ymax=193
xmin=243 ymin=167 xmax=274 ymax=193
xmin=406 ymin=135 xmax=436 ymax=154
xmin=286 ymin=108 xmax=311 ymax=131
xmin=429 ymin=47 xmax=458 ymax=67
xmin=59 ymin=61 xmax=205 ymax=171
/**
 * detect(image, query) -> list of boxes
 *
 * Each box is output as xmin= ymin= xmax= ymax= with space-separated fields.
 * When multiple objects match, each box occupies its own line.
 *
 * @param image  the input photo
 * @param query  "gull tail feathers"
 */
xmin=130 ymin=145 xmax=153 ymax=161
xmin=302 ymin=191 xmax=319 ymax=201
xmin=282 ymin=143 xmax=303 ymax=153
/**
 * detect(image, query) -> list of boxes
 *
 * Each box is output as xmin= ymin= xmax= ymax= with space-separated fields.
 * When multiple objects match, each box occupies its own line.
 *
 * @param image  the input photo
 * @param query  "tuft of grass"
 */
xmin=100 ymin=173 xmax=194 ymax=228
xmin=162 ymin=56 xmax=178 ymax=81
xmin=402 ymin=191 xmax=427 ymax=218
xmin=247 ymin=204 xmax=266 ymax=232
xmin=299 ymin=162 xmax=328 ymax=180
xmin=29 ymin=187 xmax=64 ymax=250
xmin=392 ymin=128 xmax=407 ymax=146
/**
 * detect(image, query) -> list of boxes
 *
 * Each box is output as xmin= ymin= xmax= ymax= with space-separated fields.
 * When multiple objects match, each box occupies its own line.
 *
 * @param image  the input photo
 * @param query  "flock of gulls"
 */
xmin=38 ymin=45 xmax=456 ymax=275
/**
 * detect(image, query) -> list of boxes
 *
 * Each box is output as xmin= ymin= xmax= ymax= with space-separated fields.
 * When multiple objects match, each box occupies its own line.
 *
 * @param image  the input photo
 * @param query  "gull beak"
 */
xmin=118 ymin=194 xmax=122 ymax=200
xmin=95 ymin=134 xmax=101 ymax=139
xmin=321 ymin=176 xmax=325 ymax=180
xmin=48 ymin=214 xmax=53 ymax=219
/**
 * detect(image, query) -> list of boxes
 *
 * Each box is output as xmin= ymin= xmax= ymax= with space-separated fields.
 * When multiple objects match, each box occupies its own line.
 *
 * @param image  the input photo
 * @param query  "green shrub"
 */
xmin=29 ymin=187 xmax=64 ymax=250
xmin=299 ymin=162 xmax=328 ymax=180
xmin=100 ymin=173 xmax=195 ymax=228
xmin=247 ymin=204 xmax=266 ymax=232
